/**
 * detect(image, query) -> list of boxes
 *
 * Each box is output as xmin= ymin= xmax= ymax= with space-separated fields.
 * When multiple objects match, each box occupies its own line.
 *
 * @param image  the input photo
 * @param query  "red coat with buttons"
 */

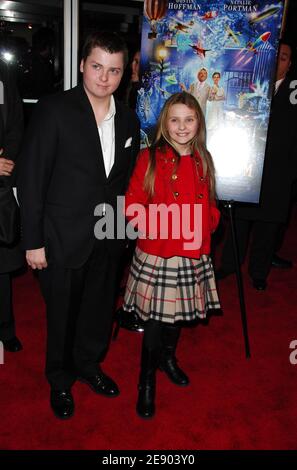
xmin=125 ymin=145 xmax=220 ymax=259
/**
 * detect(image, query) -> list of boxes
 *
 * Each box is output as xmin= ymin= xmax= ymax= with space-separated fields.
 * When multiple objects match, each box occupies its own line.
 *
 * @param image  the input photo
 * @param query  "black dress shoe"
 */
xmin=252 ymin=278 xmax=267 ymax=291
xmin=50 ymin=389 xmax=74 ymax=420
xmin=271 ymin=254 xmax=293 ymax=269
xmin=118 ymin=309 xmax=145 ymax=333
xmin=2 ymin=336 xmax=23 ymax=352
xmin=79 ymin=369 xmax=120 ymax=397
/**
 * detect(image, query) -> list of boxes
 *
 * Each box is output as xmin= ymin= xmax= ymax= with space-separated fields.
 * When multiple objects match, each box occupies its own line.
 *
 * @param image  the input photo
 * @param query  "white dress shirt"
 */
xmin=274 ymin=78 xmax=284 ymax=95
xmin=97 ymin=95 xmax=116 ymax=178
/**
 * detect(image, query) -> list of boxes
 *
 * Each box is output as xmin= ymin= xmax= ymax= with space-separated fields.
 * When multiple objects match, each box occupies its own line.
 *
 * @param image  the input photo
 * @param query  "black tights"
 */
xmin=143 ymin=319 xmax=163 ymax=351
xmin=142 ymin=319 xmax=181 ymax=351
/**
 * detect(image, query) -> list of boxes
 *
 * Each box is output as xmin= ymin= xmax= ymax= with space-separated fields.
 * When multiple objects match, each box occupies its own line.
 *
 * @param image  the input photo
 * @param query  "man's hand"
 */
xmin=0 ymin=148 xmax=15 ymax=176
xmin=26 ymin=248 xmax=48 ymax=270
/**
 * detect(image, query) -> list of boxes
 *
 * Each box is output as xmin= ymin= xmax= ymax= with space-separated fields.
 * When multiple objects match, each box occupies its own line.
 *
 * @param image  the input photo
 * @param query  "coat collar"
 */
xmin=273 ymin=75 xmax=291 ymax=101
xmin=156 ymin=144 xmax=200 ymax=162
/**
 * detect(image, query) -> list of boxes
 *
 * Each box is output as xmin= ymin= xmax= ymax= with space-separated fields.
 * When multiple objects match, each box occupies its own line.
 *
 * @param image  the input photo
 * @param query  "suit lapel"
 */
xmin=75 ymin=84 xmax=107 ymax=179
xmin=108 ymin=100 xmax=127 ymax=181
xmin=274 ymin=77 xmax=290 ymax=102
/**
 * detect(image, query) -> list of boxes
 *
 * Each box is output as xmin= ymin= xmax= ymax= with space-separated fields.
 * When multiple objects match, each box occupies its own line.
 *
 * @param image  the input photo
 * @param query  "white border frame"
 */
xmin=64 ymin=0 xmax=79 ymax=90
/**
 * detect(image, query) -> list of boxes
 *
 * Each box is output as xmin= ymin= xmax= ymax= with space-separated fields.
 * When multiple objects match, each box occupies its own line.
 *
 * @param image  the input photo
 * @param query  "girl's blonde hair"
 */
xmin=143 ymin=91 xmax=216 ymax=200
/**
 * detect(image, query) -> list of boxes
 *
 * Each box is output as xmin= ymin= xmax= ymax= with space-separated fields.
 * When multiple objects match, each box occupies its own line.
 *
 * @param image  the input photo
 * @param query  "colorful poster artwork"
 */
xmin=137 ymin=0 xmax=285 ymax=203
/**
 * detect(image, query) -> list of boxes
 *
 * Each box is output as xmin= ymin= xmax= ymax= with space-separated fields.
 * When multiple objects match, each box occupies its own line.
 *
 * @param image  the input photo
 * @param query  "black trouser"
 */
xmin=221 ymin=219 xmax=280 ymax=280
xmin=0 ymin=273 xmax=15 ymax=341
xmin=38 ymin=241 xmax=120 ymax=390
xmin=274 ymin=183 xmax=297 ymax=253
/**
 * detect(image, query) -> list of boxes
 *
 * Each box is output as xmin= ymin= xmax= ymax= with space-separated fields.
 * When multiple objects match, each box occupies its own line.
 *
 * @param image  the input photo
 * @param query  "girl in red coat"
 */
xmin=123 ymin=92 xmax=220 ymax=419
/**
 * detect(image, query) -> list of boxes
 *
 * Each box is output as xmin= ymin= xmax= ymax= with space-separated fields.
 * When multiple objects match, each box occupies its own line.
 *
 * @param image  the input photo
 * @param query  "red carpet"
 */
xmin=1 ymin=208 xmax=297 ymax=450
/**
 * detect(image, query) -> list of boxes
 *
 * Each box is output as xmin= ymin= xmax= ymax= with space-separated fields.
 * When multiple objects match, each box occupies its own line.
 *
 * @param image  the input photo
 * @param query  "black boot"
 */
xmin=159 ymin=324 xmax=189 ymax=386
xmin=136 ymin=320 xmax=162 ymax=419
xmin=136 ymin=346 xmax=160 ymax=419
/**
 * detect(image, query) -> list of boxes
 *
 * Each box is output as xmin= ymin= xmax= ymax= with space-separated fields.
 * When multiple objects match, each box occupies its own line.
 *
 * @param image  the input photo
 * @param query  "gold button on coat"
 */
xmin=172 ymin=174 xmax=178 ymax=180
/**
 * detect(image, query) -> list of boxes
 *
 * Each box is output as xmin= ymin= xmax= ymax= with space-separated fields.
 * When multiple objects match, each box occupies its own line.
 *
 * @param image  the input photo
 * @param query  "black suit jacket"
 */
xmin=236 ymin=76 xmax=297 ymax=223
xmin=0 ymin=60 xmax=24 ymax=274
xmin=0 ymin=59 xmax=24 ymax=185
xmin=18 ymin=84 xmax=140 ymax=268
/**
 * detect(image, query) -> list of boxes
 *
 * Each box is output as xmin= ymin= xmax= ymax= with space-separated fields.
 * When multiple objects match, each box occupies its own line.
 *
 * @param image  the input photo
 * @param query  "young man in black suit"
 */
xmin=18 ymin=32 xmax=140 ymax=419
xmin=0 ymin=59 xmax=24 ymax=353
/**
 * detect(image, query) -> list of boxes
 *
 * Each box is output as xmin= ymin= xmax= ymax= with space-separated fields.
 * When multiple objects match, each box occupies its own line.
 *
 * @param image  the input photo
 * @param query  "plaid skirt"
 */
xmin=123 ymin=247 xmax=220 ymax=324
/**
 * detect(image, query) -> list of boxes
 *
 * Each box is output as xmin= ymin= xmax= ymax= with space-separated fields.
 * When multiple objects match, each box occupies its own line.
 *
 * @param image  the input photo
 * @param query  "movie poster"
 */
xmin=137 ymin=0 xmax=285 ymax=203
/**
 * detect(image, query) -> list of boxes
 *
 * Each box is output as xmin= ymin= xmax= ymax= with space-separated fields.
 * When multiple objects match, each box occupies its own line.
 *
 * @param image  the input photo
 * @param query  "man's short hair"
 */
xmin=279 ymin=37 xmax=293 ymax=49
xmin=81 ymin=31 xmax=128 ymax=67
